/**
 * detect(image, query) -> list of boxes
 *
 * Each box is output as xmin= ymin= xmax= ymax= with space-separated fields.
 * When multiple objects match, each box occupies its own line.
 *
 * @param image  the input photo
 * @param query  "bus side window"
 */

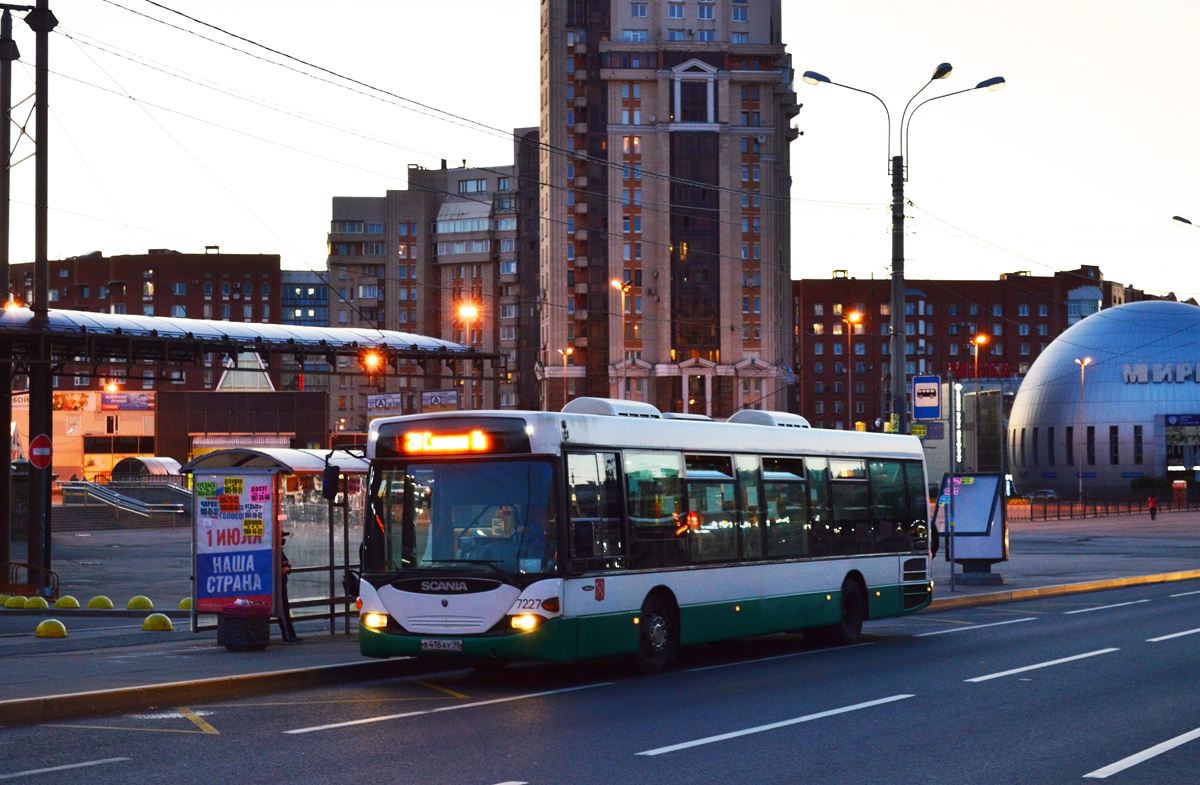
xmin=566 ymin=452 xmax=625 ymax=571
xmin=830 ymin=459 xmax=871 ymax=556
xmin=735 ymin=456 xmax=764 ymax=559
xmin=763 ymin=457 xmax=807 ymax=558
xmin=869 ymin=460 xmax=908 ymax=552
xmin=625 ymin=451 xmax=686 ymax=569
xmin=805 ymin=458 xmax=833 ymax=556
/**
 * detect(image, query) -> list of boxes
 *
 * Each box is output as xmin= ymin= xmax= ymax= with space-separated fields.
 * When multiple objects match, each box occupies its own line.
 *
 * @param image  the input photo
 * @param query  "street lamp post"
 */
xmin=1075 ymin=356 xmax=1093 ymax=502
xmin=458 ymin=303 xmax=478 ymax=410
xmin=845 ymin=311 xmax=861 ymax=429
xmin=610 ymin=279 xmax=632 ymax=400
xmin=972 ymin=333 xmax=989 ymax=471
xmin=557 ymin=347 xmax=574 ymax=411
xmin=802 ymin=66 xmax=1004 ymax=435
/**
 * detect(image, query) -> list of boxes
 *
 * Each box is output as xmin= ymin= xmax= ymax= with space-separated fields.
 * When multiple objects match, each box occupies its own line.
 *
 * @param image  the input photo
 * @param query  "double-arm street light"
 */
xmin=1075 ymin=356 xmax=1093 ymax=502
xmin=802 ymin=65 xmax=1004 ymax=435
xmin=844 ymin=310 xmax=862 ymax=429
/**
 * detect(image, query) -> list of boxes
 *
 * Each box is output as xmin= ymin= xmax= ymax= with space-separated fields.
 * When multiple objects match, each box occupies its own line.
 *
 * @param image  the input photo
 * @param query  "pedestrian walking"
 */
xmin=1148 ymin=494 xmax=1158 ymax=521
xmin=279 ymin=531 xmax=301 ymax=644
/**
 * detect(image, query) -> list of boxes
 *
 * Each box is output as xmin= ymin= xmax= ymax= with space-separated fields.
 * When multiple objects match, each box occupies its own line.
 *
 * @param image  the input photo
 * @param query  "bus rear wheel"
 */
xmin=806 ymin=578 xmax=864 ymax=647
xmin=634 ymin=596 xmax=672 ymax=675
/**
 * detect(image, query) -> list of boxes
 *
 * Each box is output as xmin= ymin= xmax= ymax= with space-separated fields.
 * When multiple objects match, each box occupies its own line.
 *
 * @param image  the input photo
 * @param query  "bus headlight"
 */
xmin=510 ymin=614 xmax=541 ymax=631
xmin=363 ymin=613 xmax=388 ymax=629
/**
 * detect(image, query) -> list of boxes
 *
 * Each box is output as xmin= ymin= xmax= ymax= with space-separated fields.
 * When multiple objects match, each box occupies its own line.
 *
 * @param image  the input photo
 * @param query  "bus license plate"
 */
xmin=421 ymin=639 xmax=463 ymax=652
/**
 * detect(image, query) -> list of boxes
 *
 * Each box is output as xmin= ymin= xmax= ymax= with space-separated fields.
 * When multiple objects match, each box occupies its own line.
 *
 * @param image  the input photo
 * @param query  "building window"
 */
xmin=1039 ymin=304 xmax=1049 ymax=317
xmin=458 ymin=178 xmax=487 ymax=193
xmin=1019 ymin=324 xmax=1030 ymax=336
xmin=698 ymin=5 xmax=713 ymax=20
xmin=668 ymin=2 xmax=683 ymax=19
xmin=697 ymin=30 xmax=714 ymax=41
xmin=993 ymin=323 xmax=1003 ymax=335
xmin=732 ymin=32 xmax=749 ymax=44
xmin=1047 ymin=427 xmax=1055 ymax=465
xmin=1134 ymin=425 xmax=1143 ymax=465
xmin=1109 ymin=425 xmax=1119 ymax=465
xmin=622 ymin=29 xmax=648 ymax=42
xmin=1086 ymin=426 xmax=1096 ymax=466
xmin=1066 ymin=426 xmax=1074 ymax=466
xmin=171 ymin=305 xmax=186 ymax=318
xmin=1018 ymin=304 xmax=1029 ymax=316
xmin=732 ymin=6 xmax=747 ymax=22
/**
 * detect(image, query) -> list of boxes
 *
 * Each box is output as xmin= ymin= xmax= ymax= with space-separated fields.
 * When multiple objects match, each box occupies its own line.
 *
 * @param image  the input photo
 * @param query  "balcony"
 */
xmin=575 ymin=255 xmax=588 ymax=268
xmin=574 ymin=202 xmax=588 ymax=215
xmin=575 ymin=229 xmax=588 ymax=242
xmin=574 ymin=95 xmax=587 ymax=109
xmin=573 ymin=122 xmax=588 ymax=135
xmin=576 ymin=175 xmax=588 ymax=188
xmin=576 ymin=283 xmax=589 ymax=295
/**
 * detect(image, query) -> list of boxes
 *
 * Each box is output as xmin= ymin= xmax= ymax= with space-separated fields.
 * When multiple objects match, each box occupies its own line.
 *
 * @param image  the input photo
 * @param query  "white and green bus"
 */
xmin=356 ymin=398 xmax=933 ymax=673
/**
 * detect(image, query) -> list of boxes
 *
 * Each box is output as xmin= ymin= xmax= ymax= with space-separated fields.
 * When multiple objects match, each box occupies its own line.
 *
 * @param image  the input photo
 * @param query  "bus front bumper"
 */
xmin=360 ymin=616 xmax=579 ymax=662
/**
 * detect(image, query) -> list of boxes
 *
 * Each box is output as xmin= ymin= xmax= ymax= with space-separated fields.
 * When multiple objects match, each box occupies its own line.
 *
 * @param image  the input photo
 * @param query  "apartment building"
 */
xmin=792 ymin=266 xmax=1151 ymax=431
xmin=326 ymin=134 xmax=539 ymax=428
xmin=539 ymin=0 xmax=800 ymax=417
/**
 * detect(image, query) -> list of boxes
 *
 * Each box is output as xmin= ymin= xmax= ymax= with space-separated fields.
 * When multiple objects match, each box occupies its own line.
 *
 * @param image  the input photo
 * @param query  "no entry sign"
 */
xmin=29 ymin=434 xmax=51 ymax=470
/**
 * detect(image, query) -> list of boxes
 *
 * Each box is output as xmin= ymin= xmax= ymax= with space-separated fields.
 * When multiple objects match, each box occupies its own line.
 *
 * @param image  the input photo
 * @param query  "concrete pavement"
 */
xmin=2 ymin=506 xmax=1199 ymax=725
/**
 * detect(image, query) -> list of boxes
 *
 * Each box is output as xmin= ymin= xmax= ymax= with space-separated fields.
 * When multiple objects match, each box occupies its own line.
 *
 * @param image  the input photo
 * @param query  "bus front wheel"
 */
xmin=807 ymin=578 xmax=864 ymax=647
xmin=635 ymin=596 xmax=673 ymax=675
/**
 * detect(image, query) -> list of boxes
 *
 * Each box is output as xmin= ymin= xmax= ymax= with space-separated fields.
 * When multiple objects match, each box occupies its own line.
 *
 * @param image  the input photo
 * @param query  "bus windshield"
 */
xmin=366 ymin=459 xmax=558 ymax=580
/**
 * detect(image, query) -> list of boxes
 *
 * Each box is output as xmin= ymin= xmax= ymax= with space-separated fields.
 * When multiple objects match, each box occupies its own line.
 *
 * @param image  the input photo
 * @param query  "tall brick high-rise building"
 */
xmin=539 ymin=0 xmax=799 ymax=416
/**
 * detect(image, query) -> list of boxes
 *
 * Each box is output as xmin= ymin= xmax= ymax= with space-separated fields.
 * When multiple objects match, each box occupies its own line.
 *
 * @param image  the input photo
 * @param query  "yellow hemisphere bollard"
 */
xmin=0 ymin=594 xmax=9 ymax=605
xmin=142 ymin=613 xmax=173 ymax=632
xmin=24 ymin=596 xmax=49 ymax=609
xmin=87 ymin=595 xmax=114 ymax=609
xmin=36 ymin=619 xmax=67 ymax=638
xmin=127 ymin=596 xmax=154 ymax=610
xmin=54 ymin=595 xmax=80 ymax=609
xmin=4 ymin=596 xmax=26 ymax=609
xmin=178 ymin=597 xmax=192 ymax=611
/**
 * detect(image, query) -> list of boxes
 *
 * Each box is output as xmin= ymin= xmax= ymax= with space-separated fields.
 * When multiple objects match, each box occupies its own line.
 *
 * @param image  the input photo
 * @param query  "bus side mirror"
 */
xmin=322 ymin=464 xmax=341 ymax=501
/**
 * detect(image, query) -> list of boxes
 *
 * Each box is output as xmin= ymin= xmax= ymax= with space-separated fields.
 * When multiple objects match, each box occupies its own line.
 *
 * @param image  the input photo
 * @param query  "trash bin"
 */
xmin=217 ymin=600 xmax=271 ymax=652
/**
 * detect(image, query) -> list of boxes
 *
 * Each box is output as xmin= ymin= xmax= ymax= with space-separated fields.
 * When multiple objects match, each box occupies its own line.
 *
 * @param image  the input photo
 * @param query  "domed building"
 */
xmin=1008 ymin=300 xmax=1200 ymax=497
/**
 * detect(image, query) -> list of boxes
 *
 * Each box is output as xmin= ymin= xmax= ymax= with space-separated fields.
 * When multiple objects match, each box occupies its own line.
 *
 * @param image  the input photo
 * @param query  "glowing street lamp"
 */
xmin=844 ymin=311 xmax=862 ymax=429
xmin=458 ymin=303 xmax=479 ymax=410
xmin=557 ymin=347 xmax=574 ymax=411
xmin=611 ymin=279 xmax=632 ymax=399
xmin=972 ymin=333 xmax=989 ymax=469
xmin=1075 ymin=356 xmax=1094 ymax=502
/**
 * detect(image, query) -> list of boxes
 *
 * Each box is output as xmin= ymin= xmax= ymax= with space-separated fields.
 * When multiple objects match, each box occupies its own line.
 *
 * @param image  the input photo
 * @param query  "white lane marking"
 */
xmin=915 ymin=618 xmax=1037 ymax=637
xmin=284 ymin=682 xmax=612 ymax=734
xmin=686 ymin=642 xmax=874 ymax=672
xmin=1169 ymin=589 xmax=1200 ymax=598
xmin=1147 ymin=627 xmax=1200 ymax=643
xmin=492 ymin=782 xmax=528 ymax=785
xmin=1064 ymin=599 xmax=1150 ymax=615
xmin=965 ymin=648 xmax=1119 ymax=683
xmin=1084 ymin=726 xmax=1200 ymax=779
xmin=0 ymin=758 xmax=130 ymax=780
xmin=635 ymin=694 xmax=914 ymax=756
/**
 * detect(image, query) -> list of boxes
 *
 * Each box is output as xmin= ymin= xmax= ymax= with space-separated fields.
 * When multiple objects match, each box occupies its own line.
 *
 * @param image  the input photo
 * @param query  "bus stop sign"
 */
xmin=912 ymin=375 xmax=940 ymax=420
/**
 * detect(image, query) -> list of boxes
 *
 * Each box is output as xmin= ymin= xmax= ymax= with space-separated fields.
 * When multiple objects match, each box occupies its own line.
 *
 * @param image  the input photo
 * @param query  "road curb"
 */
xmin=926 ymin=569 xmax=1200 ymax=611
xmin=0 ymin=659 xmax=406 ymax=727
xmin=0 ymin=609 xmax=192 ymax=620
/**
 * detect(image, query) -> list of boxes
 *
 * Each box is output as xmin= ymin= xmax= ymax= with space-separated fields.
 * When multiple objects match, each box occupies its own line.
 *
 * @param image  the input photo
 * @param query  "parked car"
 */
xmin=1026 ymin=489 xmax=1059 ymax=500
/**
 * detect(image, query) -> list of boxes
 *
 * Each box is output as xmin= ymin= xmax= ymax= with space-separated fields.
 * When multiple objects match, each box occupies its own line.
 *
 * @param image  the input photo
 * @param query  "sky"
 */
xmin=13 ymin=0 xmax=1200 ymax=299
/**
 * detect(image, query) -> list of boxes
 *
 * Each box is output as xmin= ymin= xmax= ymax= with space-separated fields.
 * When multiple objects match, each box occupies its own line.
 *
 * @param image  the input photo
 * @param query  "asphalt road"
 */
xmin=2 ymin=580 xmax=1200 ymax=784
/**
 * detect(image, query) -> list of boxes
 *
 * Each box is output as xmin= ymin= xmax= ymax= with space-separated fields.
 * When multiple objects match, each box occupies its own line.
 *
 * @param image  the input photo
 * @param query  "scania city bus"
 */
xmin=356 ymin=398 xmax=933 ymax=673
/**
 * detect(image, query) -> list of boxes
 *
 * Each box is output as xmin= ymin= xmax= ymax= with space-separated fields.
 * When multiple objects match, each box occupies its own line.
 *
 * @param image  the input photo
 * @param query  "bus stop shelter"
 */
xmin=181 ymin=447 xmax=368 ymax=635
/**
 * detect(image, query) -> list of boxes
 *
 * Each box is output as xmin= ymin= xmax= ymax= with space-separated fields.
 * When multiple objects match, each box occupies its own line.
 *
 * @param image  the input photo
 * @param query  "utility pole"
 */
xmin=25 ymin=0 xmax=55 ymax=592
xmin=0 ymin=7 xmax=17 ymax=567
xmin=889 ymin=155 xmax=906 ymax=434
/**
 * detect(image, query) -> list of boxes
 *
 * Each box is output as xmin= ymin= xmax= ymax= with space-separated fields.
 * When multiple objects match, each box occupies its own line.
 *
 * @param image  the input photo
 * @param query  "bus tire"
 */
xmin=634 ymin=595 xmax=673 ymax=675
xmin=806 ymin=578 xmax=865 ymax=647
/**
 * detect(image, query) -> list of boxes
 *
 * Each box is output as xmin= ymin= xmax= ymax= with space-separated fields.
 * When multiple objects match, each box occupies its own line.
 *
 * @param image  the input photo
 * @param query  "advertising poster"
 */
xmin=194 ymin=473 xmax=274 ymax=612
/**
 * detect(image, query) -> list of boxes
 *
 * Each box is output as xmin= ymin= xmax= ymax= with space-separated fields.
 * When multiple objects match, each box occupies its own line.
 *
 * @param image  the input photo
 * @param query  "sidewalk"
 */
xmin=3 ymin=508 xmax=1200 ymax=721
